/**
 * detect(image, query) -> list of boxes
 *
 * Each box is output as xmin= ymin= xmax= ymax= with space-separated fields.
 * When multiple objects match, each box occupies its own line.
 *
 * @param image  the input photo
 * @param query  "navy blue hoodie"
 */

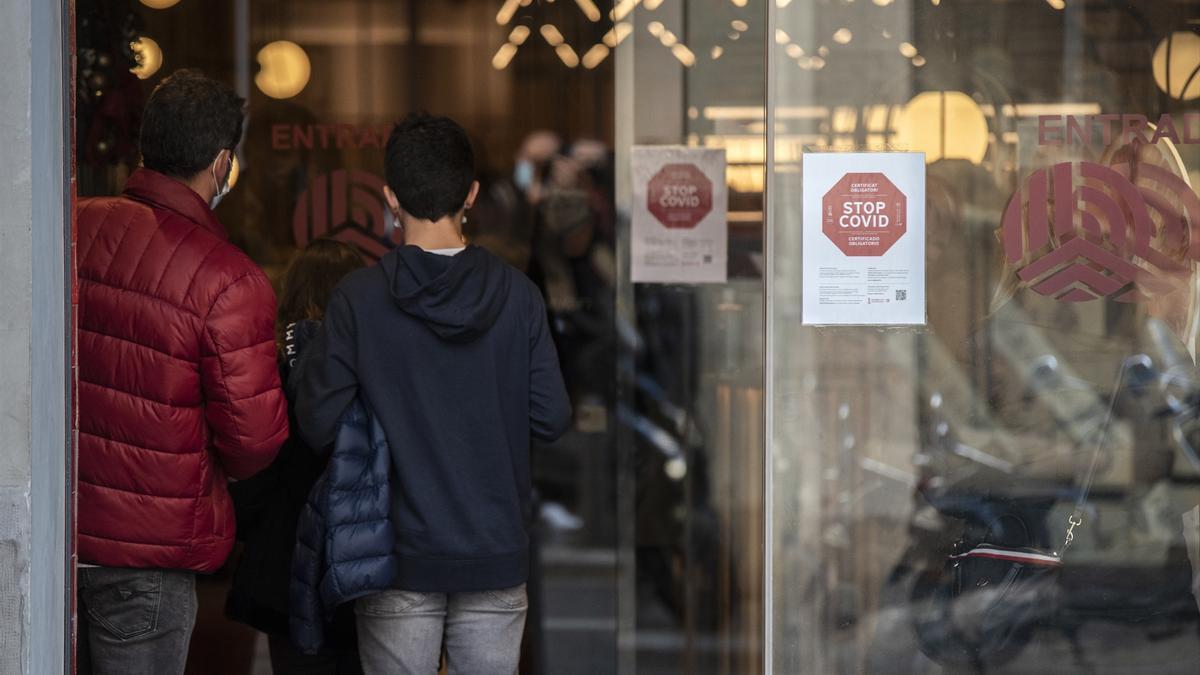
xmin=291 ymin=244 xmax=571 ymax=592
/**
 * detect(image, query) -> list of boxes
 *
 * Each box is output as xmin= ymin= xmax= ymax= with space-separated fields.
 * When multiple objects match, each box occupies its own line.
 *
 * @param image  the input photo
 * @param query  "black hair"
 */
xmin=384 ymin=113 xmax=475 ymax=222
xmin=140 ymin=69 xmax=245 ymax=179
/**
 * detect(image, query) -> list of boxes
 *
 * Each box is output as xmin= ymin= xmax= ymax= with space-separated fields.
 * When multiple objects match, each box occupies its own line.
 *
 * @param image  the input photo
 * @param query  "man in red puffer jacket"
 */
xmin=75 ymin=70 xmax=288 ymax=674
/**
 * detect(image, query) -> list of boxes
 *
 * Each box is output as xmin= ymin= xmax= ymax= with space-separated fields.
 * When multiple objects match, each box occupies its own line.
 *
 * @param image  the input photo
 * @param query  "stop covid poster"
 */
xmin=632 ymin=146 xmax=728 ymax=283
xmin=802 ymin=152 xmax=926 ymax=325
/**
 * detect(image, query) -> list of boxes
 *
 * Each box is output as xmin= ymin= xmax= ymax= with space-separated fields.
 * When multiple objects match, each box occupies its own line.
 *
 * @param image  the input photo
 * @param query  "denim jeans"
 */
xmin=355 ymin=584 xmax=527 ymax=675
xmin=77 ymin=567 xmax=197 ymax=675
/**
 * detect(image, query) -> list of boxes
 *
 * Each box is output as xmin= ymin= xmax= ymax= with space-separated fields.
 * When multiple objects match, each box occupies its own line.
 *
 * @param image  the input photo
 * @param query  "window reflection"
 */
xmin=772 ymin=1 xmax=1200 ymax=673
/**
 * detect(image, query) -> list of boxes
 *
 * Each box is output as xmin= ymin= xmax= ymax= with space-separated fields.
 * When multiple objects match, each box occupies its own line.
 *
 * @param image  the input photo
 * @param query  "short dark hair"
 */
xmin=385 ymin=113 xmax=475 ymax=221
xmin=140 ymin=69 xmax=245 ymax=179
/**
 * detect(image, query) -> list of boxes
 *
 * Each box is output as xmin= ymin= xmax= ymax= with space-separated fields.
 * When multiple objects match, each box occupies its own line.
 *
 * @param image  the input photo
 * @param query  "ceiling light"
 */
xmin=129 ymin=36 xmax=163 ymax=80
xmin=1153 ymin=32 xmax=1200 ymax=100
xmin=492 ymin=42 xmax=518 ymax=69
xmin=496 ymin=0 xmax=521 ymax=25
xmin=541 ymin=24 xmax=565 ymax=47
xmin=509 ymin=26 xmax=530 ymax=45
xmin=672 ymin=44 xmax=696 ymax=67
xmin=604 ymin=22 xmax=634 ymax=47
xmin=556 ymin=44 xmax=580 ymax=68
xmin=255 ymin=41 xmax=311 ymax=100
xmin=574 ymin=0 xmax=602 ymax=21
xmin=896 ymin=91 xmax=990 ymax=165
xmin=227 ymin=155 xmax=240 ymax=189
xmin=582 ymin=43 xmax=610 ymax=69
xmin=611 ymin=0 xmax=641 ymax=22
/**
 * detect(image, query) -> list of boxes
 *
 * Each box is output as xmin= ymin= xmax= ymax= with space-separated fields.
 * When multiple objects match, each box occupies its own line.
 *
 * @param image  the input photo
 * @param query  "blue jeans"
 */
xmin=355 ymin=584 xmax=527 ymax=674
xmin=77 ymin=567 xmax=197 ymax=675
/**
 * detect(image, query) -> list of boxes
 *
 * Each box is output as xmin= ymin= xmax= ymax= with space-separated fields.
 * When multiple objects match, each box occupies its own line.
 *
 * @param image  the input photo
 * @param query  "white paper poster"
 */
xmin=802 ymin=152 xmax=926 ymax=325
xmin=632 ymin=147 xmax=728 ymax=283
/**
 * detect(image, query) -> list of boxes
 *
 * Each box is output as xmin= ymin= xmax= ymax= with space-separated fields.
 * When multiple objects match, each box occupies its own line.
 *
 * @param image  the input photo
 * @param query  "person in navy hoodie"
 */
xmin=291 ymin=113 xmax=572 ymax=674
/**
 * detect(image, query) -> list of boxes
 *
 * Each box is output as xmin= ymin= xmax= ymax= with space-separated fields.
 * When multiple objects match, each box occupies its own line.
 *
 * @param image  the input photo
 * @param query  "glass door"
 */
xmin=74 ymin=1 xmax=774 ymax=672
xmin=614 ymin=0 xmax=768 ymax=671
xmin=768 ymin=1 xmax=1200 ymax=673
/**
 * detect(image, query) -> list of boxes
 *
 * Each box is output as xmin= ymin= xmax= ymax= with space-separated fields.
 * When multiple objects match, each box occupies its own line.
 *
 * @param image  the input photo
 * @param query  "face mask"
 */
xmin=514 ymin=160 xmax=534 ymax=191
xmin=210 ymin=154 xmax=233 ymax=208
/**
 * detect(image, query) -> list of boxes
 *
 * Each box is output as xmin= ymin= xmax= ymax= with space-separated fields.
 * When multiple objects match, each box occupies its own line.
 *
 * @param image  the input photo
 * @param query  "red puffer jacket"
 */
xmin=77 ymin=169 xmax=289 ymax=573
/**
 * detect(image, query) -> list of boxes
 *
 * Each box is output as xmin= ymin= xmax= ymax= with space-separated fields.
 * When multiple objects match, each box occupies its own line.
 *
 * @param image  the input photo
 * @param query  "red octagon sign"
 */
xmin=647 ymin=163 xmax=713 ymax=229
xmin=822 ymin=172 xmax=907 ymax=256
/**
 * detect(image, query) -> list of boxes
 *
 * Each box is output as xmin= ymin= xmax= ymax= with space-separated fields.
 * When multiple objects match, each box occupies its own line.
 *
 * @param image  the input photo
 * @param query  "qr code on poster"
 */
xmin=895 ymin=289 xmax=907 ymax=301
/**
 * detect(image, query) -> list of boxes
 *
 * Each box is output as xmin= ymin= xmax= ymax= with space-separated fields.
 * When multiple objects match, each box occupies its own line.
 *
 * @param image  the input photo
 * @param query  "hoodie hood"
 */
xmin=382 ymin=245 xmax=512 ymax=343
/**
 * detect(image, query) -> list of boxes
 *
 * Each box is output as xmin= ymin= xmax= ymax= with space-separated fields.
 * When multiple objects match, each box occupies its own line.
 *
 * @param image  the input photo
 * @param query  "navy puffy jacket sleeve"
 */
xmin=293 ymin=290 xmax=360 ymax=449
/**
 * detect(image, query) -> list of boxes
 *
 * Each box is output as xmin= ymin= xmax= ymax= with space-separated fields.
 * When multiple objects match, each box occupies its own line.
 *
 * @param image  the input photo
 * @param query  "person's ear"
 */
xmin=384 ymin=186 xmax=403 ymax=218
xmin=210 ymin=149 xmax=234 ymax=185
xmin=464 ymin=181 xmax=481 ymax=210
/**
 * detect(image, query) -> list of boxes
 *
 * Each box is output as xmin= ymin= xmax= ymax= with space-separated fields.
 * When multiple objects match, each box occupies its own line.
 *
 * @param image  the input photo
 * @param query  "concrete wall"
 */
xmin=0 ymin=0 xmax=37 ymax=666
xmin=0 ymin=0 xmax=69 ymax=672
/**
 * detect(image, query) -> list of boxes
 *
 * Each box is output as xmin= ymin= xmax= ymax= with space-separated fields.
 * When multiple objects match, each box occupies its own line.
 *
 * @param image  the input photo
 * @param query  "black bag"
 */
xmin=913 ymin=358 xmax=1133 ymax=667
xmin=913 ymin=537 xmax=1064 ymax=666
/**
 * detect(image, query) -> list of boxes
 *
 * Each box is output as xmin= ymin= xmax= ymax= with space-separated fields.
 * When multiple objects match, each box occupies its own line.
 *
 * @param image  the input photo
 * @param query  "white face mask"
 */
xmin=210 ymin=153 xmax=233 ymax=208
xmin=514 ymin=159 xmax=535 ymax=190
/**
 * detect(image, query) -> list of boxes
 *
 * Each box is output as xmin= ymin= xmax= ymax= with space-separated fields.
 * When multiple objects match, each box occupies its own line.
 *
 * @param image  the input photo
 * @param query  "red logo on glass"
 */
xmin=647 ymin=163 xmax=713 ymax=229
xmin=823 ymin=172 xmax=907 ymax=257
xmin=1001 ymin=160 xmax=1200 ymax=302
xmin=293 ymin=169 xmax=400 ymax=261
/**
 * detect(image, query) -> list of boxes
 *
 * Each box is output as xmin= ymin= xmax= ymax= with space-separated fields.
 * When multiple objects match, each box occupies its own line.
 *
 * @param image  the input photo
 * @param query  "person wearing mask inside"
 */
xmin=75 ymin=69 xmax=289 ymax=674
xmin=480 ymin=130 xmax=563 ymax=272
xmin=226 ymin=239 xmax=367 ymax=674
xmin=291 ymin=113 xmax=572 ymax=673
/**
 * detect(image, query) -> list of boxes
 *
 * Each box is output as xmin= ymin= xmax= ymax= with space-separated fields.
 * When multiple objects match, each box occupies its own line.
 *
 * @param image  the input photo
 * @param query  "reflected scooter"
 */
xmin=878 ymin=342 xmax=1200 ymax=671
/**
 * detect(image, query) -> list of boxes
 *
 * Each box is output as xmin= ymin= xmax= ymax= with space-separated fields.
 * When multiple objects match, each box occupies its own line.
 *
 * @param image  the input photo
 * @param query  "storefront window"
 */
xmin=72 ymin=0 xmax=1200 ymax=671
xmin=74 ymin=0 xmax=766 ymax=672
xmin=76 ymin=1 xmax=620 ymax=671
xmin=769 ymin=1 xmax=1200 ymax=672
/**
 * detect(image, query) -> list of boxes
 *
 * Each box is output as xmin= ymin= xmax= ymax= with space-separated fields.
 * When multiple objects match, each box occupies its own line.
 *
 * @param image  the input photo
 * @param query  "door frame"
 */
xmin=31 ymin=0 xmax=73 ymax=672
